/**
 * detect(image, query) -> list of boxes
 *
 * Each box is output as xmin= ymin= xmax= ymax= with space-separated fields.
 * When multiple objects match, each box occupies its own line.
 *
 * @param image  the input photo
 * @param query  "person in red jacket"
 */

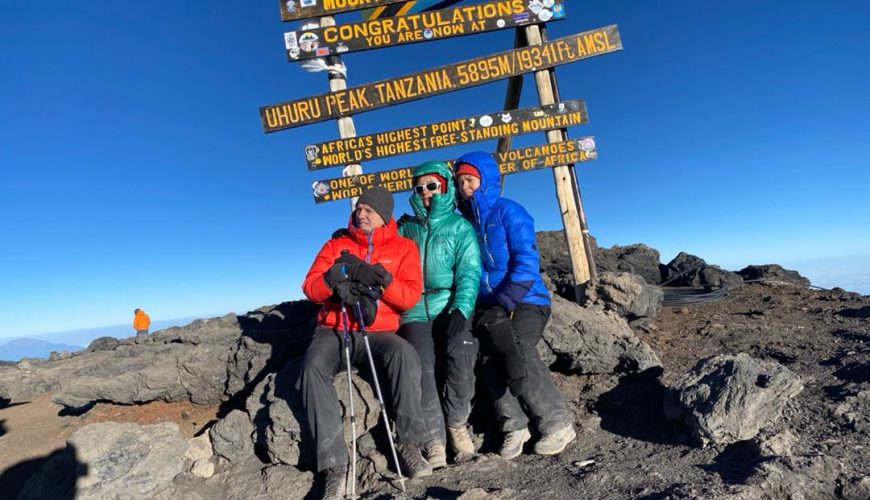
xmin=300 ymin=186 xmax=431 ymax=499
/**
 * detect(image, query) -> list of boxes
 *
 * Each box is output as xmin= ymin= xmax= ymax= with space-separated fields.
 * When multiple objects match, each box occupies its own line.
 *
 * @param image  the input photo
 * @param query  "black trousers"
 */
xmin=299 ymin=327 xmax=428 ymax=472
xmin=474 ymin=303 xmax=573 ymax=434
xmin=399 ymin=312 xmax=478 ymax=445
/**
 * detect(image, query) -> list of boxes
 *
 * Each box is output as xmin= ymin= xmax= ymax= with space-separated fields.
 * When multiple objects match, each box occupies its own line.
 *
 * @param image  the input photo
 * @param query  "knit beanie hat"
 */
xmin=413 ymin=172 xmax=448 ymax=194
xmin=454 ymin=162 xmax=481 ymax=180
xmin=357 ymin=186 xmax=394 ymax=223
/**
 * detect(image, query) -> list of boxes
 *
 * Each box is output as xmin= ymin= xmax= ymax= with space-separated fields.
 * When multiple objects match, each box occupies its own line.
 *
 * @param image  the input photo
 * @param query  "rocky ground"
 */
xmin=1 ymin=234 xmax=867 ymax=499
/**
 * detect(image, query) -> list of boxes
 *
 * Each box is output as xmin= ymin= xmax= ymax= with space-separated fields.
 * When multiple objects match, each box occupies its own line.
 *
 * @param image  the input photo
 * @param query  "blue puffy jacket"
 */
xmin=455 ymin=151 xmax=551 ymax=310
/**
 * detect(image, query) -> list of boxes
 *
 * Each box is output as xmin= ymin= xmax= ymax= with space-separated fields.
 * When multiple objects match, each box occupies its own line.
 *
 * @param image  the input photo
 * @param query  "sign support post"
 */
xmin=320 ymin=15 xmax=363 ymax=208
xmin=523 ymin=24 xmax=596 ymax=296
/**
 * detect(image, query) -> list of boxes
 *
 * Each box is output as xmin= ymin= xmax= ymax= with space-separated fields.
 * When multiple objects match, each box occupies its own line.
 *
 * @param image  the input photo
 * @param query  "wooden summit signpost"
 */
xmin=260 ymin=0 xmax=624 ymax=291
xmin=284 ymin=0 xmax=565 ymax=61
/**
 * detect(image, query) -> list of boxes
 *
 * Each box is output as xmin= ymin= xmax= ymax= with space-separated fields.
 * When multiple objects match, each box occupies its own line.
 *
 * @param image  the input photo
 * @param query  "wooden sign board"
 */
xmin=361 ymin=0 xmax=463 ymax=20
xmin=311 ymin=137 xmax=598 ymax=202
xmin=305 ymin=99 xmax=587 ymax=169
xmin=284 ymin=0 xmax=566 ymax=61
xmin=261 ymin=25 xmax=622 ymax=132
xmin=279 ymin=0 xmax=406 ymax=22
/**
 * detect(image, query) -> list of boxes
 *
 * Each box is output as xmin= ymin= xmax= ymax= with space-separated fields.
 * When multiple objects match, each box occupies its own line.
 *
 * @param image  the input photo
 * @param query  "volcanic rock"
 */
xmin=584 ymin=271 xmax=664 ymax=319
xmin=737 ymin=264 xmax=811 ymax=286
xmin=662 ymin=252 xmax=744 ymax=289
xmin=542 ymin=295 xmax=662 ymax=375
xmin=663 ymin=353 xmax=803 ymax=446
xmin=22 ymin=422 xmax=187 ymax=500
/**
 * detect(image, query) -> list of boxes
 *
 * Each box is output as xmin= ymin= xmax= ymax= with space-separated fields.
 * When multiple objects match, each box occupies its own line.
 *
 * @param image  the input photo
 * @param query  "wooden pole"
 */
xmin=496 ymin=29 xmax=526 ymax=157
xmin=540 ymin=25 xmax=598 ymax=281
xmin=523 ymin=24 xmax=594 ymax=293
xmin=320 ymin=16 xmax=363 ymax=209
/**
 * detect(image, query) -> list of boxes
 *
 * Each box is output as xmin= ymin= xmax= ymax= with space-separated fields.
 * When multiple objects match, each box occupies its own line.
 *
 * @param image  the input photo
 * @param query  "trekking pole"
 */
xmin=354 ymin=301 xmax=407 ymax=493
xmin=339 ymin=302 xmax=359 ymax=499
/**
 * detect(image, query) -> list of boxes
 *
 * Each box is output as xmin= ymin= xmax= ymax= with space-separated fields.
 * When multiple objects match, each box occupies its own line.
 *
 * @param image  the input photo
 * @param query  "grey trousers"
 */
xmin=474 ymin=303 xmax=573 ymax=434
xmin=299 ymin=327 xmax=428 ymax=472
xmin=399 ymin=312 xmax=478 ymax=445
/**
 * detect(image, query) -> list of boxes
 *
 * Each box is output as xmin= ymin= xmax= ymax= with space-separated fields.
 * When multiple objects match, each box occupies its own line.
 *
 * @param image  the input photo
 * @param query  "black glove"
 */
xmin=325 ymin=252 xmax=365 ymax=289
xmin=332 ymin=281 xmax=361 ymax=306
xmin=354 ymin=262 xmax=393 ymax=288
xmin=444 ymin=309 xmax=468 ymax=339
xmin=324 ymin=263 xmax=346 ymax=289
xmin=335 ymin=252 xmax=366 ymax=276
xmin=475 ymin=305 xmax=527 ymax=390
xmin=351 ymin=283 xmax=382 ymax=327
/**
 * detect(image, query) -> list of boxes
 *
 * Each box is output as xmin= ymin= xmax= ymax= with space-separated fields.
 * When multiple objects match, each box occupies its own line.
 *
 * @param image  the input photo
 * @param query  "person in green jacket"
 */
xmin=398 ymin=160 xmax=482 ymax=468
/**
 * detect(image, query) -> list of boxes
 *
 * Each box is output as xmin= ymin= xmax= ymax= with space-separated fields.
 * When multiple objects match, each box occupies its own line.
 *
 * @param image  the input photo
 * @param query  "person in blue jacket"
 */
xmin=453 ymin=151 xmax=575 ymax=460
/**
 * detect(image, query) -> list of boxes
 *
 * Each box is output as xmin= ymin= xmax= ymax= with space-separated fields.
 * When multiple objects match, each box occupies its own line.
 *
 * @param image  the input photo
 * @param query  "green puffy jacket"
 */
xmin=398 ymin=161 xmax=481 ymax=324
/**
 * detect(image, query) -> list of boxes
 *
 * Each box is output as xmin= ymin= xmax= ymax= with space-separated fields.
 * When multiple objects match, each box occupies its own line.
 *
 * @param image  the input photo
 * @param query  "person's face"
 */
xmin=413 ymin=174 xmax=442 ymax=208
xmin=354 ymin=202 xmax=385 ymax=234
xmin=456 ymin=174 xmax=480 ymax=200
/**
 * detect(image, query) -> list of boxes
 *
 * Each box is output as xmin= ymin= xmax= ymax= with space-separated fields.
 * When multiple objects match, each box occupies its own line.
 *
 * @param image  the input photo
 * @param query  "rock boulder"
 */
xmin=664 ymin=353 xmax=803 ymax=446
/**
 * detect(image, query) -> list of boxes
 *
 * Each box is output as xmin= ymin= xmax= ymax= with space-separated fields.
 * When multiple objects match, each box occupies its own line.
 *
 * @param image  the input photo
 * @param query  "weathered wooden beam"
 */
xmin=524 ymin=23 xmax=593 ymax=286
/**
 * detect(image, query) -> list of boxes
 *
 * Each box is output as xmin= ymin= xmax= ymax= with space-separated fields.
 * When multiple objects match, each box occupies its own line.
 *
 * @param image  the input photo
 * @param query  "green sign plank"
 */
xmin=279 ymin=0 xmax=407 ymax=22
xmin=305 ymin=99 xmax=587 ymax=170
xmin=284 ymin=0 xmax=566 ymax=61
xmin=311 ymin=137 xmax=598 ymax=203
xmin=261 ymin=25 xmax=622 ymax=132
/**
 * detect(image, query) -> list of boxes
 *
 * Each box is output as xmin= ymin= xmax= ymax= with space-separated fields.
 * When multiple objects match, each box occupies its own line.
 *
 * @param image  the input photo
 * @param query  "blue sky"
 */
xmin=1 ymin=1 xmax=868 ymax=340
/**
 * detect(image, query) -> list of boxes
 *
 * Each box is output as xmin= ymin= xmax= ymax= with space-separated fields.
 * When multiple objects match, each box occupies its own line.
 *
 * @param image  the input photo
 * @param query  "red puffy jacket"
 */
xmin=302 ymin=217 xmax=422 ymax=332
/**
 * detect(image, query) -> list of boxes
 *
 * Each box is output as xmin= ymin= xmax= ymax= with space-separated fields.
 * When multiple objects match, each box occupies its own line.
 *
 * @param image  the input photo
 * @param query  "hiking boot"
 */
xmin=447 ymin=425 xmax=475 ymax=455
xmin=423 ymin=440 xmax=447 ymax=469
xmin=533 ymin=425 xmax=576 ymax=455
xmin=320 ymin=465 xmax=346 ymax=500
xmin=499 ymin=427 xmax=531 ymax=460
xmin=397 ymin=444 xmax=433 ymax=478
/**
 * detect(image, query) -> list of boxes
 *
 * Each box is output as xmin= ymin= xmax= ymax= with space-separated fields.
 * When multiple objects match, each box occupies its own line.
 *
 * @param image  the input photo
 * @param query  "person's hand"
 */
xmin=444 ymin=309 xmax=467 ymax=339
xmin=324 ymin=263 xmax=346 ymax=289
xmin=495 ymin=293 xmax=517 ymax=313
xmin=355 ymin=262 xmax=393 ymax=287
xmin=335 ymin=252 xmax=366 ymax=276
xmin=476 ymin=304 xmax=508 ymax=329
xmin=331 ymin=281 xmax=360 ymax=305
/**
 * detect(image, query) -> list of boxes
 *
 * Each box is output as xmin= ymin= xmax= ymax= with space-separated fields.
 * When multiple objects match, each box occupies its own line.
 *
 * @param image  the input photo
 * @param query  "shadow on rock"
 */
xmin=594 ymin=369 xmax=679 ymax=445
xmin=250 ymin=357 xmax=315 ymax=467
xmin=0 ymin=418 xmax=6 ymax=437
xmin=222 ymin=301 xmax=319 ymax=417
xmin=832 ymin=329 xmax=870 ymax=342
xmin=57 ymin=401 xmax=95 ymax=417
xmin=834 ymin=361 xmax=870 ymax=384
xmin=422 ymin=486 xmax=465 ymax=499
xmin=0 ymin=444 xmax=86 ymax=500
xmin=698 ymin=439 xmax=764 ymax=485
xmin=837 ymin=305 xmax=870 ymax=319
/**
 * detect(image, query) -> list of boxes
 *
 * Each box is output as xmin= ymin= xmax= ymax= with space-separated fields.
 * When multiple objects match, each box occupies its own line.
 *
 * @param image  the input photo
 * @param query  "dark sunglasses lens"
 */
xmin=426 ymin=182 xmax=439 ymax=191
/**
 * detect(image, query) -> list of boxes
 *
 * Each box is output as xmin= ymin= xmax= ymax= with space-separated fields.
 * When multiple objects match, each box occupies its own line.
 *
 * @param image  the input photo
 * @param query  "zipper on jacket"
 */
xmin=422 ymin=216 xmax=432 ymax=321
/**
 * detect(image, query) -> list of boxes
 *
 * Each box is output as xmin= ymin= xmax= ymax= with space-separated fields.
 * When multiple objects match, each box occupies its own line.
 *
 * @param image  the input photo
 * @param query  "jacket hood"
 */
xmin=345 ymin=214 xmax=398 ymax=250
xmin=454 ymin=151 xmax=501 ymax=224
xmin=409 ymin=160 xmax=456 ymax=221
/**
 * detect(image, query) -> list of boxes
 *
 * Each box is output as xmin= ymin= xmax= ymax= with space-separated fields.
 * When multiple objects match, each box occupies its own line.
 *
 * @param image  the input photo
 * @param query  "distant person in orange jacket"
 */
xmin=133 ymin=308 xmax=150 ymax=336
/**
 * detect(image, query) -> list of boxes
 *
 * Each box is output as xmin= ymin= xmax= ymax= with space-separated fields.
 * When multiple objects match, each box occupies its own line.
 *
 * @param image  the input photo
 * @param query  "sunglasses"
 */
xmin=413 ymin=181 xmax=442 ymax=194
